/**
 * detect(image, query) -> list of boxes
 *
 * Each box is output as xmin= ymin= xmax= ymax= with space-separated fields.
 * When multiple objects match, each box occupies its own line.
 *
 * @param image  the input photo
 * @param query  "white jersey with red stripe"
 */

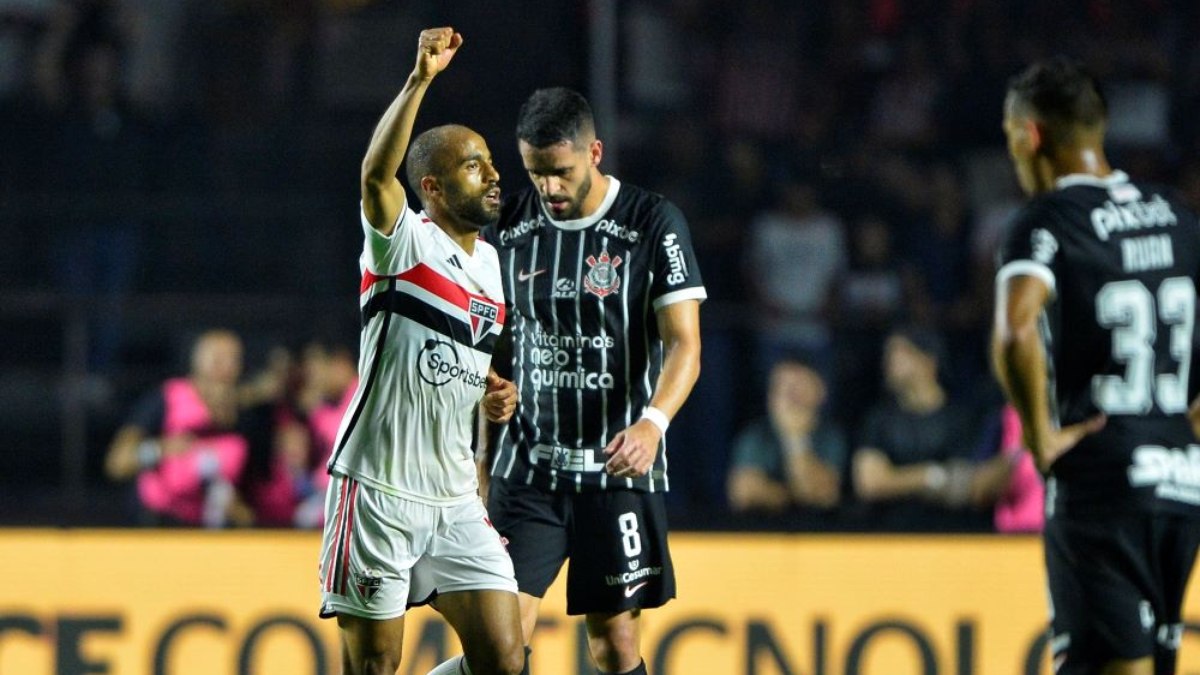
xmin=326 ymin=205 xmax=505 ymax=505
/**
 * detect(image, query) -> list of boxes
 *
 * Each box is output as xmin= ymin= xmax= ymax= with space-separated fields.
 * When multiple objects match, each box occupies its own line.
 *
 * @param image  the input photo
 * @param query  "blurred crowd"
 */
xmin=3 ymin=0 xmax=1200 ymax=530
xmin=104 ymin=329 xmax=357 ymax=528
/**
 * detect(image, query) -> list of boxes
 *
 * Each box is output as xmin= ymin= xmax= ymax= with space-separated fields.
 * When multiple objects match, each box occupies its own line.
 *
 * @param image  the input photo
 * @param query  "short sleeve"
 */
xmin=360 ymin=202 xmax=424 ymax=275
xmin=996 ymin=200 xmax=1062 ymax=295
xmin=648 ymin=201 xmax=707 ymax=310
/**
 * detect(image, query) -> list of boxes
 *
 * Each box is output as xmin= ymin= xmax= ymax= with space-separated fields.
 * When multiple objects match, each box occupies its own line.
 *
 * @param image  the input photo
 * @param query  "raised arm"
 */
xmin=361 ymin=27 xmax=462 ymax=234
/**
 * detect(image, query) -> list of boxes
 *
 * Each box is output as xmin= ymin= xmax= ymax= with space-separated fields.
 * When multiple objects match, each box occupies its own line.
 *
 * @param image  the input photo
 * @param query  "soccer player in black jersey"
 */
xmin=480 ymin=88 xmax=705 ymax=675
xmin=993 ymin=58 xmax=1200 ymax=675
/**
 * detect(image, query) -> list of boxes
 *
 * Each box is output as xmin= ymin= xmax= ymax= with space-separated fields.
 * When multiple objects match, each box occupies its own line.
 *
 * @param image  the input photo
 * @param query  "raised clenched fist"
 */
xmin=414 ymin=27 xmax=463 ymax=81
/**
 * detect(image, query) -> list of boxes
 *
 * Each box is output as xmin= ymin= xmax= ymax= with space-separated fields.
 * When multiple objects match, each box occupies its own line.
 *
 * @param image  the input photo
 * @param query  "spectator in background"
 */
xmin=908 ymin=162 xmax=979 ymax=390
xmin=291 ymin=339 xmax=359 ymax=528
xmin=850 ymin=326 xmax=1003 ymax=531
xmin=745 ymin=173 xmax=846 ymax=386
xmin=991 ymin=405 xmax=1044 ymax=533
xmin=235 ymin=345 xmax=312 ymax=528
xmin=105 ymin=329 xmax=253 ymax=527
xmin=833 ymin=212 xmax=918 ymax=426
xmin=838 ymin=213 xmax=911 ymax=329
xmin=727 ymin=357 xmax=845 ymax=516
xmin=867 ymin=34 xmax=941 ymax=149
xmin=37 ymin=2 xmax=153 ymax=378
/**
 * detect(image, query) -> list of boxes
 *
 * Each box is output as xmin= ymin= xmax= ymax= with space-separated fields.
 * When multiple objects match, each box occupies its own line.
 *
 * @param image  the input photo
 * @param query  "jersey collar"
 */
xmin=539 ymin=176 xmax=621 ymax=231
xmin=420 ymin=209 xmax=480 ymax=259
xmin=1055 ymin=170 xmax=1129 ymax=190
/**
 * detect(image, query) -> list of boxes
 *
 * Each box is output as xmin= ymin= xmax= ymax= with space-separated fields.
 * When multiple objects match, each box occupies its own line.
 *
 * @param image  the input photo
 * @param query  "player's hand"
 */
xmin=482 ymin=371 xmax=517 ymax=423
xmin=414 ymin=27 xmax=463 ymax=82
xmin=603 ymin=420 xmax=661 ymax=478
xmin=1026 ymin=413 xmax=1106 ymax=472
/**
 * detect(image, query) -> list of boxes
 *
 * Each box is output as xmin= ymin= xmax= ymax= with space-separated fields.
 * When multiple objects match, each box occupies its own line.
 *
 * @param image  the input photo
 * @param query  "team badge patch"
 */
xmin=354 ymin=568 xmax=383 ymax=602
xmin=469 ymin=298 xmax=499 ymax=345
xmin=584 ymin=250 xmax=623 ymax=298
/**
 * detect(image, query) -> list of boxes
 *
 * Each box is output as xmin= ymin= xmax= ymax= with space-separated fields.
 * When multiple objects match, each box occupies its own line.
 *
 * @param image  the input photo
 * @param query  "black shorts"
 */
xmin=1043 ymin=511 xmax=1200 ymax=674
xmin=487 ymin=477 xmax=676 ymax=616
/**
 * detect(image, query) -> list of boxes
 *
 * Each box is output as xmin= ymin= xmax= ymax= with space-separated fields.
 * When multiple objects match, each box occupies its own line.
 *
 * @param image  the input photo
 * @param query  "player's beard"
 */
xmin=445 ymin=181 xmax=500 ymax=229
xmin=544 ymin=171 xmax=591 ymax=221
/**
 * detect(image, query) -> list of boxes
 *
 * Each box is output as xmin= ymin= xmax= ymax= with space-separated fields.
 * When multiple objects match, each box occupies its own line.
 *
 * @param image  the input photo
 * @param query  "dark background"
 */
xmin=1 ymin=0 xmax=1197 ymax=528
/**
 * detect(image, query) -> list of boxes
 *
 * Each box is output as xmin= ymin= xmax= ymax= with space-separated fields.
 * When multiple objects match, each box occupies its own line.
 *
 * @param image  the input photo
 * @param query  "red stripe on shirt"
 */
xmin=398 ymin=263 xmax=506 ymax=324
xmin=360 ymin=269 xmax=387 ymax=294
xmin=361 ymin=264 xmax=504 ymax=325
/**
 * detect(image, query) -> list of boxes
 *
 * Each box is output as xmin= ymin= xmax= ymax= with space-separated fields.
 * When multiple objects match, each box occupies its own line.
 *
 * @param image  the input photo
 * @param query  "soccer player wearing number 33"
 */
xmin=993 ymin=58 xmax=1200 ymax=675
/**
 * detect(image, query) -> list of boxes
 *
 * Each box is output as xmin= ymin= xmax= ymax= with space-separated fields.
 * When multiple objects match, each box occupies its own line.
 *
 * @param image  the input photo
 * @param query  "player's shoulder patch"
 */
xmin=997 ymin=195 xmax=1067 ymax=274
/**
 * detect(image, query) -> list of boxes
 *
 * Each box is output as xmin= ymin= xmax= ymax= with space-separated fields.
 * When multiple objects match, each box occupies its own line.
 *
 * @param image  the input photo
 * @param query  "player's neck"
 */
xmin=433 ymin=219 xmax=478 ymax=256
xmin=576 ymin=171 xmax=610 ymax=220
xmin=1046 ymin=146 xmax=1112 ymax=185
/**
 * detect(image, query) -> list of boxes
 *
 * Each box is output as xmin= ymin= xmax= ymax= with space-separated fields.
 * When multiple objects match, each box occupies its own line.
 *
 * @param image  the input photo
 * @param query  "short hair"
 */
xmin=516 ymin=87 xmax=595 ymax=148
xmin=405 ymin=125 xmax=463 ymax=198
xmin=769 ymin=351 xmax=822 ymax=377
xmin=1007 ymin=57 xmax=1107 ymax=149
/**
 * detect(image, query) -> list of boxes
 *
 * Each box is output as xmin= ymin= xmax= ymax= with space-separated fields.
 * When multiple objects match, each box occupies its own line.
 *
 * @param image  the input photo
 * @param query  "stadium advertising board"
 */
xmin=3 ymin=531 xmax=1200 ymax=674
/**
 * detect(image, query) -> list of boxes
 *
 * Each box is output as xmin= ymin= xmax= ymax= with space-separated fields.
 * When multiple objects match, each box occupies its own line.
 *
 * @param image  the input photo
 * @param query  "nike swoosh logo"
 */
xmin=623 ymin=581 xmax=648 ymax=598
xmin=517 ymin=269 xmax=547 ymax=282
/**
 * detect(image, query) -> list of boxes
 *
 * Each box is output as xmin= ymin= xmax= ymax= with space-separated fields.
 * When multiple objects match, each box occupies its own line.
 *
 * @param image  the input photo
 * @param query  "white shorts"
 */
xmin=318 ymin=474 xmax=517 ymax=620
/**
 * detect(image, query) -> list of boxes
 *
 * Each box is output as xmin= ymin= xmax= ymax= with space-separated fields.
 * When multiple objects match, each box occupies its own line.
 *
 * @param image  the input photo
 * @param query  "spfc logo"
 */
xmin=584 ymin=250 xmax=623 ymax=298
xmin=354 ymin=568 xmax=383 ymax=602
xmin=468 ymin=297 xmax=499 ymax=345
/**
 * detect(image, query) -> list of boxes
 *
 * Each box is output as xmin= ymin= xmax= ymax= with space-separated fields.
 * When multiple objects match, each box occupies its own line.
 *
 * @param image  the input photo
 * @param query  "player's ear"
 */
xmin=589 ymin=139 xmax=603 ymax=168
xmin=1024 ymin=119 xmax=1044 ymax=154
xmin=421 ymin=175 xmax=441 ymax=197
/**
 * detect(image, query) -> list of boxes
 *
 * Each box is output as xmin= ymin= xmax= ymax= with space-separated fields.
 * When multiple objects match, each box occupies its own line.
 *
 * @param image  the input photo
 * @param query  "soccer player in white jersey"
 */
xmin=317 ymin=27 xmax=523 ymax=675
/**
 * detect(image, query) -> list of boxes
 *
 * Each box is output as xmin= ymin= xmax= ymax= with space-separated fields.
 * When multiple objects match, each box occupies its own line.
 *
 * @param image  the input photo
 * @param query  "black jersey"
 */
xmin=998 ymin=171 xmax=1200 ymax=516
xmin=482 ymin=177 xmax=706 ymax=493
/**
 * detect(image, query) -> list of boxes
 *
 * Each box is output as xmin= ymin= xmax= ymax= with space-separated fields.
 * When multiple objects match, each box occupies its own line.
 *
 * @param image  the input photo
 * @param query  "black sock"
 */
xmin=598 ymin=659 xmax=646 ymax=675
xmin=520 ymin=645 xmax=531 ymax=675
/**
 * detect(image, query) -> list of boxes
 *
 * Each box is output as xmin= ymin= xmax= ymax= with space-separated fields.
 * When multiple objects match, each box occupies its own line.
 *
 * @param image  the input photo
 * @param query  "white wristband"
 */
xmin=640 ymin=406 xmax=670 ymax=435
xmin=136 ymin=440 xmax=162 ymax=469
xmin=924 ymin=464 xmax=948 ymax=491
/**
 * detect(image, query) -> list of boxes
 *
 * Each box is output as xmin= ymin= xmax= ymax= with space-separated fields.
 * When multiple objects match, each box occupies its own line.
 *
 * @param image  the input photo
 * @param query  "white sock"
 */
xmin=425 ymin=655 xmax=471 ymax=675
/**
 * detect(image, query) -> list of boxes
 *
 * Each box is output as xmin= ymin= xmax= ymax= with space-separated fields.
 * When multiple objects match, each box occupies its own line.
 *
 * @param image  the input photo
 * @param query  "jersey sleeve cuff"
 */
xmin=360 ymin=202 xmax=408 ymax=240
xmin=996 ymin=260 xmax=1056 ymax=295
xmin=652 ymin=287 xmax=708 ymax=311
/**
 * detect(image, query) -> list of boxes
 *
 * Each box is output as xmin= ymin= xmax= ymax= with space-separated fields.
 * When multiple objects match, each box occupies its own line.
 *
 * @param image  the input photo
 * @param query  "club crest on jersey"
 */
xmin=584 ymin=250 xmax=623 ymax=298
xmin=468 ymin=298 xmax=499 ymax=345
xmin=354 ymin=568 xmax=383 ymax=602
